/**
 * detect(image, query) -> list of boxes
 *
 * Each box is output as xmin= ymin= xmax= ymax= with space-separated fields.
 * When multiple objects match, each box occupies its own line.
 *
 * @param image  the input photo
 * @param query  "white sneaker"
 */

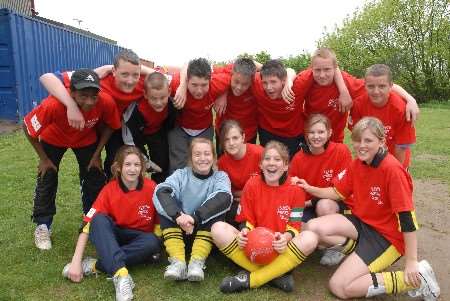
xmin=113 ymin=274 xmax=135 ymax=301
xmin=62 ymin=257 xmax=97 ymax=278
xmin=34 ymin=224 xmax=52 ymax=250
xmin=164 ymin=258 xmax=187 ymax=280
xmin=187 ymin=258 xmax=206 ymax=281
xmin=320 ymin=248 xmax=345 ymax=266
xmin=408 ymin=260 xmax=440 ymax=301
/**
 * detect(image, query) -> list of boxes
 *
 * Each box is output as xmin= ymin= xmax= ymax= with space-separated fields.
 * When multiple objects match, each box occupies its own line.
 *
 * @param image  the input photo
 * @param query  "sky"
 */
xmin=33 ymin=0 xmax=367 ymax=66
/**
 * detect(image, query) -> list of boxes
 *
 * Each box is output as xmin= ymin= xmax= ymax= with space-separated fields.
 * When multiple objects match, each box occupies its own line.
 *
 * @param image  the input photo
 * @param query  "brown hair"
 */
xmin=262 ymin=141 xmax=289 ymax=166
xmin=311 ymin=47 xmax=338 ymax=68
xmin=144 ymin=72 xmax=169 ymax=91
xmin=305 ymin=113 xmax=332 ymax=133
xmin=365 ymin=64 xmax=393 ymax=83
xmin=111 ymin=145 xmax=146 ymax=182
xmin=219 ymin=119 xmax=244 ymax=150
xmin=351 ymin=117 xmax=386 ymax=143
xmin=187 ymin=138 xmax=217 ymax=167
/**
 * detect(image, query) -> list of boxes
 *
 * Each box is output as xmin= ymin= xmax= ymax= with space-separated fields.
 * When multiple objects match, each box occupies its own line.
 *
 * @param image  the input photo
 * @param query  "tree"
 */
xmin=319 ymin=0 xmax=450 ymax=102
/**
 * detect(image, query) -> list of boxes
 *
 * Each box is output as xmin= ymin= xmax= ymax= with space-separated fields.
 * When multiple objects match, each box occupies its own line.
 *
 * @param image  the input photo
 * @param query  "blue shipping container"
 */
xmin=0 ymin=8 xmax=124 ymax=121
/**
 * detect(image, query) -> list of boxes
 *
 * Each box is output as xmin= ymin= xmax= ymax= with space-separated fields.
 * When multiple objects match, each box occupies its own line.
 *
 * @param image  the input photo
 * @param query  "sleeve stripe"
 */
xmin=397 ymin=211 xmax=419 ymax=232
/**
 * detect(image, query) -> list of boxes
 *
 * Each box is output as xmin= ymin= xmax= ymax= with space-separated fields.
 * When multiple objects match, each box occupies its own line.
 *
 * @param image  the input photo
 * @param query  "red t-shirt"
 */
xmin=252 ymin=73 xmax=307 ymax=138
xmin=23 ymin=92 xmax=121 ymax=148
xmin=236 ymin=175 xmax=306 ymax=233
xmin=289 ymin=142 xmax=352 ymax=203
xmin=214 ymin=65 xmax=258 ymax=141
xmin=170 ymin=71 xmax=230 ymax=130
xmin=84 ymin=178 xmax=158 ymax=232
xmin=349 ymin=91 xmax=416 ymax=167
xmin=218 ymin=143 xmax=263 ymax=192
xmin=333 ymin=154 xmax=414 ymax=254
xmin=293 ymin=69 xmax=365 ymax=143
xmin=100 ymin=73 xmax=145 ymax=115
xmin=136 ymin=98 xmax=169 ymax=135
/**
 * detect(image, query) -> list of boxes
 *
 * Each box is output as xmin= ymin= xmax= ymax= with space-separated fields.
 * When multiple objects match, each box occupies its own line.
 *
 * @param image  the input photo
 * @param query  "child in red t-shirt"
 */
xmin=62 ymin=146 xmax=161 ymax=301
xmin=349 ymin=64 xmax=416 ymax=168
xmin=298 ymin=117 xmax=440 ymax=301
xmin=23 ymin=69 xmax=121 ymax=251
xmin=217 ymin=120 xmax=263 ymax=224
xmin=211 ymin=141 xmax=319 ymax=293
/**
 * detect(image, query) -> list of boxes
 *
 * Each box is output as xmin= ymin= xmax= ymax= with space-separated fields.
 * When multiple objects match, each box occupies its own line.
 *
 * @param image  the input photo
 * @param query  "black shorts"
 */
xmin=301 ymin=199 xmax=350 ymax=223
xmin=345 ymin=214 xmax=402 ymax=273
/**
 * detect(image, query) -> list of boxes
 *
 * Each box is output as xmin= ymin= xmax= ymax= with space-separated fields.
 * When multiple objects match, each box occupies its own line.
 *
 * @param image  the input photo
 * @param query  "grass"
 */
xmin=1 ymin=104 xmax=449 ymax=300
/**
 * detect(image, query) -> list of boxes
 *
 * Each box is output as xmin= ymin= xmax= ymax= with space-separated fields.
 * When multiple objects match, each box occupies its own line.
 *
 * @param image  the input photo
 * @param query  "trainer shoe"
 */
xmin=187 ymin=258 xmax=206 ymax=281
xmin=34 ymin=224 xmax=52 ymax=250
xmin=164 ymin=258 xmax=187 ymax=280
xmin=269 ymin=273 xmax=295 ymax=292
xmin=220 ymin=271 xmax=250 ymax=293
xmin=320 ymin=248 xmax=345 ymax=266
xmin=62 ymin=257 xmax=97 ymax=278
xmin=113 ymin=274 xmax=135 ymax=301
xmin=408 ymin=260 xmax=440 ymax=301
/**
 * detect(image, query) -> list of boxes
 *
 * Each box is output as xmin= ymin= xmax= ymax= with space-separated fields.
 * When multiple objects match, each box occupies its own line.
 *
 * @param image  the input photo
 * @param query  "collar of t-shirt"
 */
xmin=118 ymin=176 xmax=144 ymax=192
xmin=192 ymin=169 xmax=214 ymax=180
xmin=363 ymin=148 xmax=388 ymax=168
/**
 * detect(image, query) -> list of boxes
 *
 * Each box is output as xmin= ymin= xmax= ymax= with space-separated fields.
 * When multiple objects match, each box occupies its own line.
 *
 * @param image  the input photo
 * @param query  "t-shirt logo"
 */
xmin=337 ymin=169 xmax=346 ymax=180
xmin=328 ymin=98 xmax=338 ymax=110
xmin=277 ymin=205 xmax=291 ymax=222
xmin=284 ymin=102 xmax=296 ymax=112
xmin=323 ymin=169 xmax=334 ymax=182
xmin=369 ymin=186 xmax=383 ymax=205
xmin=31 ymin=114 xmax=41 ymax=132
xmin=384 ymin=125 xmax=393 ymax=141
xmin=85 ymin=74 xmax=95 ymax=82
xmin=85 ymin=117 xmax=99 ymax=128
xmin=138 ymin=205 xmax=152 ymax=221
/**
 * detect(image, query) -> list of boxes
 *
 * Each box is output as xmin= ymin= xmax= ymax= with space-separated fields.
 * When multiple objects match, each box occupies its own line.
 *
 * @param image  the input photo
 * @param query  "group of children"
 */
xmin=22 ymin=47 xmax=440 ymax=301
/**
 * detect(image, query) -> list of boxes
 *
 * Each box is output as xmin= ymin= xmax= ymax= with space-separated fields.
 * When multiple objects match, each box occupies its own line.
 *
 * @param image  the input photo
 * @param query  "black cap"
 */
xmin=70 ymin=69 xmax=100 ymax=90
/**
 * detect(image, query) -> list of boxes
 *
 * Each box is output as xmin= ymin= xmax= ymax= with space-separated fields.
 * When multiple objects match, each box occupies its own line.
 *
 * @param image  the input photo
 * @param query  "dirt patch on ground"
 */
xmin=0 ymin=120 xmax=20 ymax=135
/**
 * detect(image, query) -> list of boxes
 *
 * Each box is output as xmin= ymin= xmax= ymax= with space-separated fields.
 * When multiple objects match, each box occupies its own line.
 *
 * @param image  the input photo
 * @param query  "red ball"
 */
xmin=244 ymin=227 xmax=278 ymax=264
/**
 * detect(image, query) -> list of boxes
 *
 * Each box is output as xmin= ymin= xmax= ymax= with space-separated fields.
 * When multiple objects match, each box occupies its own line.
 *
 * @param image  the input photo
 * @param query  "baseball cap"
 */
xmin=70 ymin=69 xmax=100 ymax=90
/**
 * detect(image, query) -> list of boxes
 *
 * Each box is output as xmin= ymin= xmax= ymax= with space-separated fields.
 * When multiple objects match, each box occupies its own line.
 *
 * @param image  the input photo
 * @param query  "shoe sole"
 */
xmin=164 ymin=273 xmax=187 ymax=281
xmin=419 ymin=260 xmax=440 ymax=301
xmin=187 ymin=273 xmax=204 ymax=282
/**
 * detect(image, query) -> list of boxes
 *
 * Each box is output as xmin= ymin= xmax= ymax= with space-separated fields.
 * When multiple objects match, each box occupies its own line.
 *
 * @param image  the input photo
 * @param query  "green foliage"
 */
xmin=238 ymin=51 xmax=272 ymax=65
xmin=282 ymin=53 xmax=311 ymax=72
xmin=319 ymin=0 xmax=450 ymax=103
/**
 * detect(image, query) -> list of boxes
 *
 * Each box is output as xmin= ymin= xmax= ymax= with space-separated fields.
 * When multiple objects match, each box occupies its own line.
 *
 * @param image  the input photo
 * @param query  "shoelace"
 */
xmin=119 ymin=277 xmax=133 ymax=296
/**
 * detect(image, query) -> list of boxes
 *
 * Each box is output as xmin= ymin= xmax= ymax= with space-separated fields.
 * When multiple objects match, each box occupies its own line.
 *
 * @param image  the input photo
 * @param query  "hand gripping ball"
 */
xmin=244 ymin=227 xmax=278 ymax=264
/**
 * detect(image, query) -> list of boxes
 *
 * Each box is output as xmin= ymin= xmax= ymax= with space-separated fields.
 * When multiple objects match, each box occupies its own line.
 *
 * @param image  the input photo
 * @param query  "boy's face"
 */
xmin=312 ymin=57 xmax=335 ymax=86
xmin=365 ymin=75 xmax=392 ymax=107
xmin=187 ymin=76 xmax=210 ymax=99
xmin=230 ymin=72 xmax=252 ymax=97
xmin=71 ymin=88 xmax=99 ymax=112
xmin=112 ymin=59 xmax=141 ymax=93
xmin=145 ymin=86 xmax=170 ymax=112
xmin=262 ymin=75 xmax=284 ymax=100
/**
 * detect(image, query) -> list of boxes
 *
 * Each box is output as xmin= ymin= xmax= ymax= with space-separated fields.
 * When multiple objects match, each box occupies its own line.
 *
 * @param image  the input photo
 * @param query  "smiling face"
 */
xmin=365 ymin=75 xmax=392 ymax=107
xmin=120 ymin=153 xmax=142 ymax=189
xmin=71 ymin=88 xmax=99 ymax=112
xmin=113 ymin=59 xmax=141 ymax=93
xmin=260 ymin=148 xmax=288 ymax=186
xmin=223 ymin=127 xmax=246 ymax=158
xmin=352 ymin=128 xmax=385 ymax=165
xmin=191 ymin=141 xmax=214 ymax=175
xmin=311 ymin=57 xmax=336 ymax=86
xmin=306 ymin=121 xmax=332 ymax=153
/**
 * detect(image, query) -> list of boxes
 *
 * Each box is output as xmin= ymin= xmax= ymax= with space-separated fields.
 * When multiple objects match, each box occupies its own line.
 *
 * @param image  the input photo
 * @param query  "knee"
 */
xmin=293 ymin=230 xmax=318 ymax=255
xmin=305 ymin=218 xmax=320 ymax=234
xmin=210 ymin=221 xmax=235 ymax=248
xmin=141 ymin=233 xmax=161 ymax=253
xmin=316 ymin=199 xmax=338 ymax=217
xmin=329 ymin=276 xmax=349 ymax=299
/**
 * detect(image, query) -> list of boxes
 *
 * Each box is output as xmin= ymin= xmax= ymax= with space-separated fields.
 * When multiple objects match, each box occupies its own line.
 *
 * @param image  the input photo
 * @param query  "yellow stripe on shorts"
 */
xmin=368 ymin=245 xmax=401 ymax=273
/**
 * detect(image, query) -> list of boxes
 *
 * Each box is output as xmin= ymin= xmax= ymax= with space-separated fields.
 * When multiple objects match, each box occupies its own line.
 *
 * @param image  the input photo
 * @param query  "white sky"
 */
xmin=33 ymin=0 xmax=366 ymax=66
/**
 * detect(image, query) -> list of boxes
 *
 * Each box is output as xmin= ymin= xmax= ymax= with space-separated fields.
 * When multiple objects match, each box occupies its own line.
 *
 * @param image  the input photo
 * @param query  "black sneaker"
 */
xmin=269 ymin=273 xmax=295 ymax=292
xmin=219 ymin=271 xmax=250 ymax=293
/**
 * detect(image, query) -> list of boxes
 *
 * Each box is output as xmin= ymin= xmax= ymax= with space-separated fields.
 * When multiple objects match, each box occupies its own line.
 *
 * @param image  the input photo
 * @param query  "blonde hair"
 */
xmin=305 ymin=113 xmax=332 ymax=133
xmin=111 ymin=145 xmax=146 ymax=182
xmin=187 ymin=138 xmax=217 ymax=167
xmin=311 ymin=47 xmax=338 ymax=68
xmin=262 ymin=141 xmax=289 ymax=166
xmin=351 ymin=117 xmax=385 ymax=142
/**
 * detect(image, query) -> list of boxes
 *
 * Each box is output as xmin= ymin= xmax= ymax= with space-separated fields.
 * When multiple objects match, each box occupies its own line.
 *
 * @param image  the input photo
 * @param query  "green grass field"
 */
xmin=1 ymin=103 xmax=449 ymax=301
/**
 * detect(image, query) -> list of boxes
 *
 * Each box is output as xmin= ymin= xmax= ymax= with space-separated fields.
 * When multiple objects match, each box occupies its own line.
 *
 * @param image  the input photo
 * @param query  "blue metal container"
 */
xmin=0 ymin=8 xmax=123 ymax=121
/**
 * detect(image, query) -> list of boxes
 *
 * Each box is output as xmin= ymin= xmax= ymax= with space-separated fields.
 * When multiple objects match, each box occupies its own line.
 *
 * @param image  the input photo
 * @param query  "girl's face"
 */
xmin=121 ymin=153 xmax=142 ymax=188
xmin=307 ymin=122 xmax=331 ymax=152
xmin=260 ymin=148 xmax=288 ymax=186
xmin=224 ymin=127 xmax=245 ymax=158
xmin=352 ymin=128 xmax=385 ymax=164
xmin=191 ymin=142 xmax=214 ymax=175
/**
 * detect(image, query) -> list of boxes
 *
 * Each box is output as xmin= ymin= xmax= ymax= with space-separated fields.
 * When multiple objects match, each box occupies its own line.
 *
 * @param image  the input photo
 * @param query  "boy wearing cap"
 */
xmin=23 ymin=69 xmax=121 ymax=250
